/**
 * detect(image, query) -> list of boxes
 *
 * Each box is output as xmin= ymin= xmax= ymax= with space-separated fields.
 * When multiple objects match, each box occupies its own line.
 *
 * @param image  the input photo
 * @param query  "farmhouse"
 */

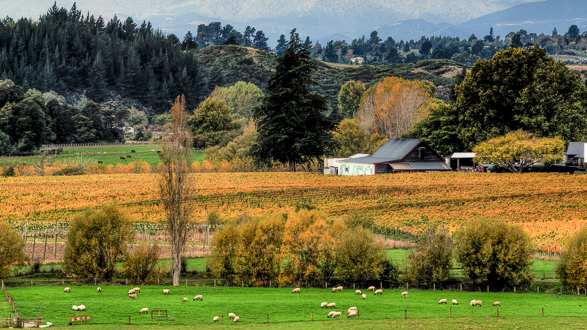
xmin=337 ymin=138 xmax=450 ymax=175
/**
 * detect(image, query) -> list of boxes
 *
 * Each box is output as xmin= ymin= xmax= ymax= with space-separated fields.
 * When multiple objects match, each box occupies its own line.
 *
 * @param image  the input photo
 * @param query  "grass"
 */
xmin=0 ymin=300 xmax=12 ymax=318
xmin=7 ymin=286 xmax=587 ymax=327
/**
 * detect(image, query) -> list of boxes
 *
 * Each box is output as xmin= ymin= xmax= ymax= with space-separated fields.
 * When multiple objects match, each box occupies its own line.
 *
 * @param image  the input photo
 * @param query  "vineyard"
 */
xmin=1 ymin=172 xmax=586 ymax=245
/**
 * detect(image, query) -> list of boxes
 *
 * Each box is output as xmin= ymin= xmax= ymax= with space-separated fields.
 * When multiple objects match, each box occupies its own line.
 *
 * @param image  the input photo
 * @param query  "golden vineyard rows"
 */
xmin=1 ymin=172 xmax=586 ymax=245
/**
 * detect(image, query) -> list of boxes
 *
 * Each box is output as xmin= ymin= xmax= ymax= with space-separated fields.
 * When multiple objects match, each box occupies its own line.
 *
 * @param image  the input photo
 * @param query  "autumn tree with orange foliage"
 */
xmin=358 ymin=77 xmax=437 ymax=138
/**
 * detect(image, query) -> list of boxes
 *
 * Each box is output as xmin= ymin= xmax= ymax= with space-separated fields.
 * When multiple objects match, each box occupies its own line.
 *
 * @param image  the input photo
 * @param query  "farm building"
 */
xmin=337 ymin=138 xmax=450 ymax=175
xmin=324 ymin=154 xmax=369 ymax=175
xmin=564 ymin=142 xmax=586 ymax=167
xmin=449 ymin=152 xmax=476 ymax=171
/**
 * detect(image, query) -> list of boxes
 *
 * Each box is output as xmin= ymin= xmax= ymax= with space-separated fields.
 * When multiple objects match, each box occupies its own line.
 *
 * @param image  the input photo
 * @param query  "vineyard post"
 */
xmin=43 ymin=233 xmax=48 ymax=261
xmin=32 ymin=234 xmax=36 ymax=260
xmin=23 ymin=222 xmax=28 ymax=252
xmin=53 ymin=222 xmax=57 ymax=259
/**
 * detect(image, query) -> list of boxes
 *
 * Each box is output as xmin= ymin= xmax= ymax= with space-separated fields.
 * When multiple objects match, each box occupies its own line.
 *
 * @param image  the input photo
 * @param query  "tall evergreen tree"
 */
xmin=87 ymin=52 xmax=107 ymax=102
xmin=276 ymin=34 xmax=287 ymax=56
xmin=253 ymin=31 xmax=269 ymax=51
xmin=253 ymin=29 xmax=334 ymax=172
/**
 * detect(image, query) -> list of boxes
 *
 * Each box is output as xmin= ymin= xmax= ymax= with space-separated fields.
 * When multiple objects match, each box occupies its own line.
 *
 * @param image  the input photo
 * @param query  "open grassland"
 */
xmin=7 ymin=286 xmax=587 ymax=327
xmin=1 ymin=172 xmax=586 ymax=245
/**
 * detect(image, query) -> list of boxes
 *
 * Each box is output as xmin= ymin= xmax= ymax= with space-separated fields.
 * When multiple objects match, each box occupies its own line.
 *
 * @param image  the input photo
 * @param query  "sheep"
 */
xmin=374 ymin=289 xmax=383 ymax=295
xmin=213 ymin=316 xmax=219 ymax=322
xmin=493 ymin=301 xmax=500 ymax=307
xmin=470 ymin=300 xmax=482 ymax=307
xmin=355 ymin=290 xmax=362 ymax=295
xmin=327 ymin=311 xmax=335 ymax=318
xmin=72 ymin=305 xmax=79 ymax=311
xmin=139 ymin=308 xmax=148 ymax=314
xmin=347 ymin=311 xmax=357 ymax=318
xmin=439 ymin=299 xmax=448 ymax=305
xmin=234 ymin=316 xmax=240 ymax=323
xmin=292 ymin=288 xmax=301 ymax=293
xmin=128 ymin=293 xmax=137 ymax=299
xmin=336 ymin=286 xmax=344 ymax=291
xmin=332 ymin=287 xmax=337 ymax=293
xmin=128 ymin=289 xmax=136 ymax=294
xmin=331 ymin=312 xmax=342 ymax=318
xmin=193 ymin=295 xmax=203 ymax=301
xmin=452 ymin=299 xmax=458 ymax=305
xmin=78 ymin=305 xmax=86 ymax=311
xmin=64 ymin=287 xmax=70 ymax=293
xmin=401 ymin=291 xmax=408 ymax=297
xmin=367 ymin=286 xmax=375 ymax=291
xmin=361 ymin=294 xmax=366 ymax=300
xmin=182 ymin=297 xmax=188 ymax=302
xmin=347 ymin=307 xmax=357 ymax=313
xmin=133 ymin=287 xmax=141 ymax=293
xmin=163 ymin=289 xmax=170 ymax=295
xmin=321 ymin=302 xmax=328 ymax=308
xmin=97 ymin=287 xmax=101 ymax=293
xmin=228 ymin=313 xmax=236 ymax=319
xmin=327 ymin=302 xmax=336 ymax=308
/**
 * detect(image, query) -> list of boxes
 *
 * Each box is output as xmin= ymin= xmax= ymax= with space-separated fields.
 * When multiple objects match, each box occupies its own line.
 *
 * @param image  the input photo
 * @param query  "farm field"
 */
xmin=1 ymin=172 xmax=586 ymax=245
xmin=7 ymin=286 xmax=587 ymax=327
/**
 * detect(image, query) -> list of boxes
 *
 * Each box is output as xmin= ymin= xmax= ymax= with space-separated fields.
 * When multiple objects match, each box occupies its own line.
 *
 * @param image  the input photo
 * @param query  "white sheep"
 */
xmin=133 ymin=287 xmax=141 ymax=293
xmin=374 ymin=289 xmax=383 ymax=295
xmin=355 ymin=290 xmax=362 ymax=295
xmin=332 ymin=312 xmax=342 ymax=318
xmin=234 ymin=316 xmax=240 ymax=323
xmin=493 ymin=301 xmax=500 ymax=306
xmin=347 ymin=311 xmax=357 ymax=318
xmin=128 ymin=293 xmax=137 ymax=299
xmin=228 ymin=313 xmax=236 ymax=319
xmin=401 ymin=291 xmax=408 ymax=297
xmin=97 ymin=287 xmax=101 ymax=293
xmin=470 ymin=300 xmax=482 ymax=307
xmin=321 ymin=302 xmax=328 ymax=308
xmin=332 ymin=287 xmax=337 ymax=293
xmin=452 ymin=299 xmax=458 ymax=305
xmin=336 ymin=286 xmax=344 ymax=291
xmin=347 ymin=307 xmax=357 ymax=313
xmin=439 ymin=299 xmax=448 ymax=305
xmin=64 ymin=287 xmax=70 ymax=293
xmin=193 ymin=295 xmax=203 ymax=301
xmin=139 ymin=308 xmax=148 ymax=314
xmin=361 ymin=294 xmax=366 ymax=300
xmin=327 ymin=311 xmax=335 ymax=318
xmin=327 ymin=302 xmax=336 ymax=308
xmin=72 ymin=305 xmax=78 ymax=311
xmin=128 ymin=289 xmax=136 ymax=294
xmin=163 ymin=289 xmax=170 ymax=295
xmin=213 ymin=316 xmax=219 ymax=322
xmin=292 ymin=288 xmax=301 ymax=293
xmin=182 ymin=297 xmax=188 ymax=302
xmin=367 ymin=286 xmax=375 ymax=291
xmin=470 ymin=300 xmax=476 ymax=306
xmin=78 ymin=305 xmax=85 ymax=311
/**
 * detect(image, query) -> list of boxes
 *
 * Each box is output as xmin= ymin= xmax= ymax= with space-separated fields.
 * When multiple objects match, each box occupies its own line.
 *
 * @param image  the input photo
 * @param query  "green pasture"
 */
xmin=6 ymin=286 xmax=587 ymax=327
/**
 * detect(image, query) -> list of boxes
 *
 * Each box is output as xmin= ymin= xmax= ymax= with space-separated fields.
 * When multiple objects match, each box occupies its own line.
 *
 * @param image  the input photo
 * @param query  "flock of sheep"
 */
xmin=437 ymin=298 xmax=500 ymax=307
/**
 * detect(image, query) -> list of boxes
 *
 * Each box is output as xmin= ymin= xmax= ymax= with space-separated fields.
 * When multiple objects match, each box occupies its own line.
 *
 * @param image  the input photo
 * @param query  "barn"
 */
xmin=337 ymin=138 xmax=450 ymax=175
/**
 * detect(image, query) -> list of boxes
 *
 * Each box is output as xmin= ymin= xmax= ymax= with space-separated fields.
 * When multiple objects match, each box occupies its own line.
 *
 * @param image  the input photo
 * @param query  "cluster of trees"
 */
xmin=208 ymin=209 xmax=398 ymax=287
xmin=193 ymin=22 xmax=269 ymax=50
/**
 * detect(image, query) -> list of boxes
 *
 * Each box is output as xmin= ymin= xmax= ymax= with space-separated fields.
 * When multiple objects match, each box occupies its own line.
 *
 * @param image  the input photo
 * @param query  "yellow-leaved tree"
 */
xmin=473 ymin=130 xmax=564 ymax=173
xmin=331 ymin=118 xmax=387 ymax=157
xmin=556 ymin=227 xmax=587 ymax=291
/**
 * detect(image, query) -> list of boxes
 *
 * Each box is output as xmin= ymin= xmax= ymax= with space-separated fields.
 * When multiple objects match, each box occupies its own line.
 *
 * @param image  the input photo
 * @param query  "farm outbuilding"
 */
xmin=449 ymin=152 xmax=476 ymax=171
xmin=324 ymin=154 xmax=369 ymax=175
xmin=337 ymin=138 xmax=450 ymax=175
xmin=564 ymin=142 xmax=586 ymax=167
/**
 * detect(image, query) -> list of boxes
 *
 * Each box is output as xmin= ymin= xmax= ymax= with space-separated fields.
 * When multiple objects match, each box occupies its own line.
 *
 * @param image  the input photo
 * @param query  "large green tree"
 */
xmin=189 ymin=97 xmax=239 ymax=149
xmin=253 ymin=29 xmax=334 ymax=171
xmin=338 ymin=80 xmax=365 ymax=118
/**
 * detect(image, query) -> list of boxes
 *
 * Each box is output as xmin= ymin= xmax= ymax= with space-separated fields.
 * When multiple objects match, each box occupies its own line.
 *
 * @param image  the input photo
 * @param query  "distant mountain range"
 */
xmin=4 ymin=0 xmax=586 ymax=44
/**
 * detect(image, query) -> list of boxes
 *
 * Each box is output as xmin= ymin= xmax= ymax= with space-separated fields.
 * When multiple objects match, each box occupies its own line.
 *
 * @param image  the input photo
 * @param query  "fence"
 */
xmin=2 ymin=280 xmax=18 ymax=317
xmin=42 ymin=142 xmax=159 ymax=149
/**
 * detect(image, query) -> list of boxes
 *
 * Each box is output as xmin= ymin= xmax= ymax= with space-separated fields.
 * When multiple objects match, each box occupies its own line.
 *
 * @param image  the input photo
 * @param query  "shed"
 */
xmin=337 ymin=138 xmax=450 ymax=175
xmin=324 ymin=154 xmax=370 ymax=175
xmin=449 ymin=152 xmax=476 ymax=171
xmin=564 ymin=142 xmax=586 ymax=166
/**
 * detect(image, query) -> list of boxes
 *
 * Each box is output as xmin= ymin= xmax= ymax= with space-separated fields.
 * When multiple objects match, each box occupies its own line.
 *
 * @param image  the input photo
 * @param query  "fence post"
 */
xmin=433 ymin=283 xmax=435 ymax=291
xmin=514 ymin=286 xmax=516 ymax=293
xmin=542 ymin=308 xmax=544 ymax=317
xmin=267 ymin=314 xmax=269 ymax=324
xmin=222 ymin=315 xmax=223 ymax=324
xmin=380 ymin=282 xmax=382 ymax=290
xmin=43 ymin=234 xmax=48 ymax=261
xmin=128 ymin=315 xmax=131 ymax=325
xmin=487 ymin=285 xmax=489 ymax=293
xmin=404 ymin=309 xmax=407 ymax=319
xmin=460 ymin=284 xmax=462 ymax=292
xmin=496 ymin=307 xmax=499 ymax=317
xmin=311 ymin=311 xmax=313 ymax=321
xmin=449 ymin=308 xmax=451 ymax=318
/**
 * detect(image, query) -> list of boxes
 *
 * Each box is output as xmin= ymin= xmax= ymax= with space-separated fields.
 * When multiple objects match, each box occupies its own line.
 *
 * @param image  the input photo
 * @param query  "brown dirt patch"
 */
xmin=375 ymin=236 xmax=416 ymax=249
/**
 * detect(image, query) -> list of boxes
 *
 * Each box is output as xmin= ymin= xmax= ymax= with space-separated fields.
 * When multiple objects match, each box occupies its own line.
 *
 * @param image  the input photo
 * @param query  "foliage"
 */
xmin=0 ymin=222 xmax=26 ymax=278
xmin=455 ymin=219 xmax=533 ymax=288
xmin=338 ymin=80 xmax=365 ymax=118
xmin=210 ymin=81 xmax=264 ymax=121
xmin=203 ymin=120 xmax=260 ymax=171
xmin=335 ymin=226 xmax=386 ymax=285
xmin=207 ymin=223 xmax=240 ymax=285
xmin=62 ymin=207 xmax=134 ymax=282
xmin=189 ymin=97 xmax=239 ymax=149
xmin=556 ymin=227 xmax=587 ymax=290
xmin=345 ymin=212 xmax=375 ymax=229
xmin=158 ymin=95 xmax=196 ymax=286
xmin=358 ymin=77 xmax=437 ymax=138
xmin=406 ymin=230 xmax=453 ymax=286
xmin=473 ymin=130 xmax=564 ymax=173
xmin=253 ymin=29 xmax=335 ymax=172
xmin=330 ymin=118 xmax=387 ymax=157
xmin=123 ymin=243 xmax=161 ymax=285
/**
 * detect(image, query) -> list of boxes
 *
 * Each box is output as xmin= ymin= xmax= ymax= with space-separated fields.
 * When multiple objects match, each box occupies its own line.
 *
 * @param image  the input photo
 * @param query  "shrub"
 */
xmin=406 ymin=230 xmax=453 ymax=286
xmin=556 ymin=227 xmax=587 ymax=290
xmin=123 ymin=243 xmax=161 ymax=285
xmin=53 ymin=165 xmax=85 ymax=176
xmin=335 ymin=226 xmax=386 ymax=286
xmin=0 ymin=223 xmax=26 ymax=278
xmin=456 ymin=219 xmax=533 ymax=288
xmin=63 ymin=207 xmax=134 ymax=282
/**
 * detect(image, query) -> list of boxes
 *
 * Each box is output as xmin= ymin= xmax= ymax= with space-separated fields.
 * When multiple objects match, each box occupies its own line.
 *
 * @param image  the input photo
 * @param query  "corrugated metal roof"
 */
xmin=372 ymin=138 xmax=422 ymax=159
xmin=408 ymin=162 xmax=451 ymax=170
xmin=566 ymin=142 xmax=586 ymax=158
xmin=450 ymin=152 xmax=476 ymax=159
xmin=390 ymin=163 xmax=412 ymax=170
xmin=340 ymin=157 xmax=394 ymax=164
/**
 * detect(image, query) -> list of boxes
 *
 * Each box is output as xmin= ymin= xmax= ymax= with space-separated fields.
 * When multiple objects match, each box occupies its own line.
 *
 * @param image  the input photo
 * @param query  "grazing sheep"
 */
xmin=327 ymin=311 xmax=335 ymax=318
xmin=327 ymin=302 xmax=336 ymax=308
xmin=234 ymin=316 xmax=240 ymax=323
xmin=292 ymin=288 xmax=301 ymax=293
xmin=401 ymin=291 xmax=408 ymax=297
xmin=367 ymin=286 xmax=375 ymax=291
xmin=439 ymin=299 xmax=448 ymax=305
xmin=336 ymin=286 xmax=344 ymax=291
xmin=97 ymin=287 xmax=101 ymax=293
xmin=72 ymin=305 xmax=79 ymax=311
xmin=163 ymin=289 xmax=170 ymax=295
xmin=133 ymin=287 xmax=141 ymax=293
xmin=64 ymin=287 xmax=70 ymax=293
xmin=78 ymin=305 xmax=86 ymax=311
xmin=182 ymin=297 xmax=188 ymax=302
xmin=347 ymin=307 xmax=357 ymax=313
xmin=374 ymin=289 xmax=383 ymax=295
xmin=493 ymin=301 xmax=500 ymax=307
xmin=193 ymin=295 xmax=203 ymax=301
xmin=332 ymin=312 xmax=342 ymax=318
xmin=452 ymin=299 xmax=458 ymax=305
xmin=139 ymin=308 xmax=148 ymax=314
xmin=213 ymin=316 xmax=219 ymax=322
xmin=470 ymin=300 xmax=482 ymax=307
xmin=128 ymin=293 xmax=137 ymax=299
xmin=361 ymin=294 xmax=366 ymax=300
xmin=128 ymin=289 xmax=136 ymax=294
xmin=321 ymin=302 xmax=328 ymax=308
xmin=228 ymin=313 xmax=236 ymax=319
xmin=347 ymin=311 xmax=357 ymax=318
xmin=355 ymin=290 xmax=362 ymax=295
xmin=332 ymin=287 xmax=337 ymax=293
